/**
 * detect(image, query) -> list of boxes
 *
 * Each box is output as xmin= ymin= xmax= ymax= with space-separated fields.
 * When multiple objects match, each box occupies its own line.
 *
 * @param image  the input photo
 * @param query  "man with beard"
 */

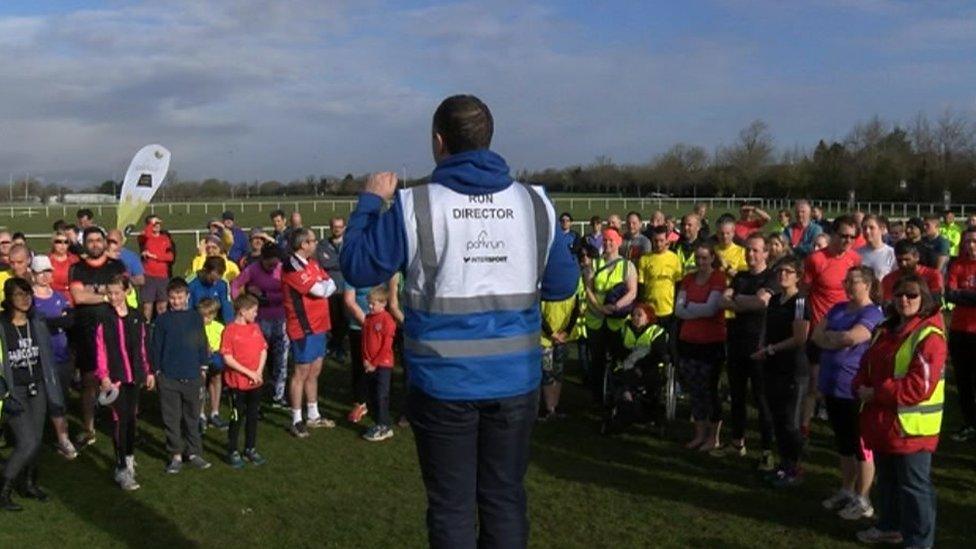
xmin=69 ymin=226 xmax=127 ymax=447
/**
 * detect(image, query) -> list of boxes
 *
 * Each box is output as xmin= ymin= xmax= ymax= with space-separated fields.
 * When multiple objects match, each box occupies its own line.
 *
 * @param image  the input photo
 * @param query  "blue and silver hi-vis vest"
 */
xmin=399 ymin=182 xmax=555 ymax=400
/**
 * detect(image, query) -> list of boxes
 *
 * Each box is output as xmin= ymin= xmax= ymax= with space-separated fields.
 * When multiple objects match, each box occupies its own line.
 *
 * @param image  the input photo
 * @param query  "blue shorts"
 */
xmin=291 ymin=333 xmax=328 ymax=364
xmin=208 ymin=354 xmax=225 ymax=373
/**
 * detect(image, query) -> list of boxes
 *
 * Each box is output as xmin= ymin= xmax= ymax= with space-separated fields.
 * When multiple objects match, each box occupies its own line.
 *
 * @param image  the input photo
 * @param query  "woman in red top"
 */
xmin=945 ymin=226 xmax=976 ymax=442
xmin=48 ymin=233 xmax=78 ymax=301
xmin=852 ymin=275 xmax=946 ymax=547
xmin=675 ymin=243 xmax=727 ymax=451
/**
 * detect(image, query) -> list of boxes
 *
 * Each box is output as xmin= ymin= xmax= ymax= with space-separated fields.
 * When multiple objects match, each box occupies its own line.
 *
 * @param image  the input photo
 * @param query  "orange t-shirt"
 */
xmin=220 ymin=322 xmax=267 ymax=391
xmin=678 ymin=270 xmax=727 ymax=344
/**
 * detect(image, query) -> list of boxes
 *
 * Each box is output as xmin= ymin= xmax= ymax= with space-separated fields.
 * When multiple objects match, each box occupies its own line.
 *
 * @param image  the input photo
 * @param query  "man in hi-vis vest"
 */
xmin=341 ymin=95 xmax=578 ymax=548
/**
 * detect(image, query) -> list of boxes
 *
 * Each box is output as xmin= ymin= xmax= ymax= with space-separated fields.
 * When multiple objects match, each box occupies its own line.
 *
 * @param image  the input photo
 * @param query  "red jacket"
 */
xmin=947 ymin=256 xmax=976 ymax=332
xmin=281 ymin=254 xmax=333 ymax=340
xmin=362 ymin=310 xmax=397 ymax=368
xmin=138 ymin=227 xmax=175 ymax=278
xmin=853 ymin=313 xmax=947 ymax=454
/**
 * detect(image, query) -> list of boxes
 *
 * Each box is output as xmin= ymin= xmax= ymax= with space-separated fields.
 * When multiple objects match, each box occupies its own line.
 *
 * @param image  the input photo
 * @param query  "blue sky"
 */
xmin=0 ymin=0 xmax=973 ymax=185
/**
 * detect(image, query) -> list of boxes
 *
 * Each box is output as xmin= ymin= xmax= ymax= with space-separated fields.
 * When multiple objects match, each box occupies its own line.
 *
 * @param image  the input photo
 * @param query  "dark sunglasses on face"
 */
xmin=895 ymin=292 xmax=920 ymax=299
xmin=54 ymin=239 xmax=68 ymax=244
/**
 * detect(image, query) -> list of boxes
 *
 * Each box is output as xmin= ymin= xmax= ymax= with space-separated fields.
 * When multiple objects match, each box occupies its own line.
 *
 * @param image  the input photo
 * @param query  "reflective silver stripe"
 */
xmin=898 ymin=404 xmax=944 ymax=414
xmin=412 ymin=185 xmax=439 ymax=297
xmin=520 ymin=183 xmax=551 ymax=283
xmin=403 ymin=291 xmax=540 ymax=314
xmin=405 ymin=332 xmax=541 ymax=358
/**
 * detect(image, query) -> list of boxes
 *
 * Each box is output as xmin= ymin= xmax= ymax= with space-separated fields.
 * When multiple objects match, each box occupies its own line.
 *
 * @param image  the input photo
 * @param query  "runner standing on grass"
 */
xmin=340 ymin=94 xmax=577 ymax=548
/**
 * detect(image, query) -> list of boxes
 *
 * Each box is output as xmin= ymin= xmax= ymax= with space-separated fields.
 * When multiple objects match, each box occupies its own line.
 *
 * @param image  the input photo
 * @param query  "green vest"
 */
xmin=585 ymin=257 xmax=629 ymax=331
xmin=675 ymin=244 xmax=697 ymax=275
xmin=621 ymin=323 xmax=664 ymax=350
xmin=940 ymin=224 xmax=961 ymax=257
xmin=893 ymin=326 xmax=945 ymax=437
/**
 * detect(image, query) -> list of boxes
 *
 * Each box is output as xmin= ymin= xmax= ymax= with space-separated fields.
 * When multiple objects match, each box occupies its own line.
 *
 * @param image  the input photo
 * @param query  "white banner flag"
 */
xmin=116 ymin=144 xmax=171 ymax=232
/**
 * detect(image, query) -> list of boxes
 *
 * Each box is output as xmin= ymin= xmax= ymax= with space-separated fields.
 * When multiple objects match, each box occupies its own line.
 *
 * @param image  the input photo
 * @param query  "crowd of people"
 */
xmin=0 ymin=97 xmax=965 ymax=548
xmin=547 ymin=199 xmax=966 ymax=548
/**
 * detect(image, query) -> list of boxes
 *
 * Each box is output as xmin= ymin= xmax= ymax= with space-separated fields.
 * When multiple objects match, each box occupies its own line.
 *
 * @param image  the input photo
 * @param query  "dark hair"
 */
xmin=774 ymin=256 xmax=803 ymax=277
xmin=202 ymin=256 xmax=226 ymax=275
xmin=432 ymin=95 xmax=494 ymax=154
xmin=145 ymin=214 xmax=160 ymax=225
xmin=589 ymin=215 xmax=602 ymax=225
xmin=831 ymin=214 xmax=859 ymax=235
xmin=166 ymin=277 xmax=189 ymax=294
xmin=846 ymin=265 xmax=881 ymax=304
xmin=2 ymin=277 xmax=33 ymax=316
xmin=52 ymin=219 xmax=66 ymax=232
xmin=76 ymin=208 xmax=94 ymax=220
xmin=649 ymin=225 xmax=668 ymax=237
xmin=626 ymin=211 xmax=642 ymax=221
xmin=923 ymin=213 xmax=940 ymax=223
xmin=906 ymin=217 xmax=925 ymax=231
xmin=881 ymin=274 xmax=940 ymax=327
xmin=64 ymin=223 xmax=78 ymax=233
xmin=862 ymin=213 xmax=886 ymax=229
xmin=694 ymin=242 xmax=722 ymax=270
xmin=270 ymin=209 xmax=286 ymax=220
xmin=260 ymin=242 xmax=281 ymax=260
xmin=82 ymin=226 xmax=106 ymax=241
xmin=560 ymin=212 xmax=572 ymax=221
xmin=893 ymin=239 xmax=919 ymax=257
xmin=106 ymin=273 xmax=130 ymax=291
xmin=11 ymin=232 xmax=25 ymax=241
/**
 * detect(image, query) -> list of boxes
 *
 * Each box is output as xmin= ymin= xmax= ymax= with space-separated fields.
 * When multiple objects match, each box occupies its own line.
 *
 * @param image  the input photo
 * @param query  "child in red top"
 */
xmin=362 ymin=286 xmax=398 ymax=442
xmin=220 ymin=293 xmax=268 ymax=468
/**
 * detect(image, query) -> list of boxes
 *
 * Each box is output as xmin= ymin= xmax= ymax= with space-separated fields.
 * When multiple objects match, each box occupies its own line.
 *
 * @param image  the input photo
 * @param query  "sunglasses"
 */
xmin=53 ymin=239 xmax=68 ymax=244
xmin=776 ymin=268 xmax=797 ymax=275
xmin=894 ymin=292 xmax=920 ymax=299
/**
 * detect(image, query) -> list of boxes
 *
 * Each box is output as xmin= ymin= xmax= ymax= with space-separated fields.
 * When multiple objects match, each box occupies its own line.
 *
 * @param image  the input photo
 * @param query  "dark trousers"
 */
xmin=764 ymin=369 xmax=807 ymax=466
xmin=110 ymin=384 xmax=140 ymax=469
xmin=949 ymin=330 xmax=976 ymax=428
xmin=348 ymin=330 xmax=368 ymax=404
xmin=158 ymin=374 xmax=203 ymax=457
xmin=875 ymin=451 xmax=937 ymax=548
xmin=328 ymin=293 xmax=347 ymax=355
xmin=3 ymin=384 xmax=47 ymax=482
xmin=727 ymin=345 xmax=774 ymax=449
xmin=228 ymin=388 xmax=261 ymax=452
xmin=408 ymin=388 xmax=538 ymax=549
xmin=587 ymin=324 xmax=621 ymax=402
xmin=367 ymin=368 xmax=392 ymax=427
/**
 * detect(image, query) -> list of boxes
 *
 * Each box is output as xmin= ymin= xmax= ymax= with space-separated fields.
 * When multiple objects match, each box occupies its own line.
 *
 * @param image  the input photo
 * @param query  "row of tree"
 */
xmin=11 ymin=110 xmax=975 ymax=203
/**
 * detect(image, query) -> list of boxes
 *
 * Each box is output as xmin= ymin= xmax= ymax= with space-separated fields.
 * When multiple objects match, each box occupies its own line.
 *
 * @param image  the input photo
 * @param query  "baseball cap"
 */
xmin=31 ymin=254 xmax=53 ymax=273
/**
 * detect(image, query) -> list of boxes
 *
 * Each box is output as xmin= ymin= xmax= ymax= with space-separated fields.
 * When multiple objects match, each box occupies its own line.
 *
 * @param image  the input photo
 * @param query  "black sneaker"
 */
xmin=290 ymin=421 xmax=310 ymax=439
xmin=209 ymin=415 xmax=229 ymax=430
xmin=243 ymin=448 xmax=267 ymax=466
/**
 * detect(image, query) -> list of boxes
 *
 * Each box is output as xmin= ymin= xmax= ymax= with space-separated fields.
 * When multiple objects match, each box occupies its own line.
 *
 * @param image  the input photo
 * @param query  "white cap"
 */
xmin=30 ymin=254 xmax=53 ymax=273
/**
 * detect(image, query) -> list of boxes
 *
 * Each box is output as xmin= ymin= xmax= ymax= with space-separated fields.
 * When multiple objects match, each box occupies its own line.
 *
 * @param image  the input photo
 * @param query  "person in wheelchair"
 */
xmin=602 ymin=303 xmax=668 ymax=434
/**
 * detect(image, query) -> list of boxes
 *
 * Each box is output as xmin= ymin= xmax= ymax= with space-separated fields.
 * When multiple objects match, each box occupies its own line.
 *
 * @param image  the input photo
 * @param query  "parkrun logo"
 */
xmin=464 ymin=230 xmax=508 ymax=263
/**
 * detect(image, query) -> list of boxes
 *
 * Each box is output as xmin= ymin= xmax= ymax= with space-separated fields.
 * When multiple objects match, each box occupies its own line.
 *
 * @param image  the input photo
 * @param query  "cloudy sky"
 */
xmin=0 ymin=0 xmax=973 ymax=185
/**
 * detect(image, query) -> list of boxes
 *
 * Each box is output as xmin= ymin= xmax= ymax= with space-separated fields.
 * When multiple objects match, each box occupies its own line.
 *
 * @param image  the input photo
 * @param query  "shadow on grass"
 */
xmin=44 ymin=442 xmax=200 ymax=547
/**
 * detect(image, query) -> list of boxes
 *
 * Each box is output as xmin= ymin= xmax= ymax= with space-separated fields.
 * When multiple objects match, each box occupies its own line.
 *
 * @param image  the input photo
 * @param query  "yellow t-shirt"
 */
xmin=204 ymin=319 xmax=225 ymax=353
xmin=188 ymin=254 xmax=240 ymax=283
xmin=715 ymin=243 xmax=748 ymax=280
xmin=637 ymin=250 xmax=683 ymax=317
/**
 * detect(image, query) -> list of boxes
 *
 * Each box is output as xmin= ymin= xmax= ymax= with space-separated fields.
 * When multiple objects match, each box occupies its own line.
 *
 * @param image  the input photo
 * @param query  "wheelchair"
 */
xmin=599 ymin=346 xmax=676 ymax=435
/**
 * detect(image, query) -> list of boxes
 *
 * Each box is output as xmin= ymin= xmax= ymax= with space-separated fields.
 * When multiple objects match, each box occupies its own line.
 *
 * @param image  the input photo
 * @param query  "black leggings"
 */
xmin=110 ymin=384 xmax=140 ymax=469
xmin=588 ymin=324 xmax=622 ymax=401
xmin=347 ymin=330 xmax=368 ymax=404
xmin=764 ymin=367 xmax=807 ymax=466
xmin=228 ymin=388 xmax=261 ymax=452
xmin=824 ymin=395 xmax=868 ymax=461
xmin=728 ymin=346 xmax=774 ymax=449
xmin=950 ymin=330 xmax=976 ymax=428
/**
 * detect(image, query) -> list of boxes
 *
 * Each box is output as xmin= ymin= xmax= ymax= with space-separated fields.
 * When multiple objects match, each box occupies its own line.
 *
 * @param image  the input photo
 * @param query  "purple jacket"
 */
xmin=231 ymin=261 xmax=285 ymax=321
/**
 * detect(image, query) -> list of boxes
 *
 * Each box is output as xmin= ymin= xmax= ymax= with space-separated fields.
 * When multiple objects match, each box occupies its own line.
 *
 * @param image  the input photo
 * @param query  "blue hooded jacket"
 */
xmin=340 ymin=150 xmax=579 ymax=399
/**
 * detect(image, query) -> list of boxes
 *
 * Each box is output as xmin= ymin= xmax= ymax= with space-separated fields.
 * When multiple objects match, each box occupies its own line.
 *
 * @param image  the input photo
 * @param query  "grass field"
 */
xmin=0 ymin=349 xmax=973 ymax=548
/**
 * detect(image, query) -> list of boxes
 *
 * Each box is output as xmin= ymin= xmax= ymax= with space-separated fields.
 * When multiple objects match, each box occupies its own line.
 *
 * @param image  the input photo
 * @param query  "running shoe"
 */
xmin=186 ymin=455 xmax=212 ymax=470
xmin=306 ymin=416 xmax=336 ymax=429
xmin=756 ymin=450 xmax=775 ymax=472
xmin=347 ymin=403 xmax=368 ymax=424
xmin=950 ymin=425 xmax=976 ymax=442
xmin=821 ymin=489 xmax=854 ymax=511
xmin=209 ymin=415 xmax=229 ymax=430
xmin=115 ymin=468 xmax=140 ymax=491
xmin=269 ymin=397 xmax=288 ymax=410
xmin=855 ymin=527 xmax=903 ymax=545
xmin=243 ymin=448 xmax=267 ymax=466
xmin=74 ymin=431 xmax=97 ymax=448
xmin=165 ymin=459 xmax=183 ymax=475
xmin=362 ymin=425 xmax=394 ymax=442
xmin=226 ymin=451 xmax=245 ymax=469
xmin=838 ymin=497 xmax=874 ymax=520
xmin=198 ymin=416 xmax=207 ymax=434
xmin=768 ymin=466 xmax=803 ymax=488
xmin=290 ymin=421 xmax=310 ymax=439
xmin=56 ymin=440 xmax=78 ymax=460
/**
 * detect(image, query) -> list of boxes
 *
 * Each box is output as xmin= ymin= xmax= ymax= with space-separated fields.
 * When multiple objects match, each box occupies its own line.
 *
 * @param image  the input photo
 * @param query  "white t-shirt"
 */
xmin=857 ymin=244 xmax=896 ymax=280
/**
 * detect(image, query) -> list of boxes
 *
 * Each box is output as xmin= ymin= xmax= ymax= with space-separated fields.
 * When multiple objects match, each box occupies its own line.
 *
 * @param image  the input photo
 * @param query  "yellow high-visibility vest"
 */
xmin=892 ymin=326 xmax=945 ymax=437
